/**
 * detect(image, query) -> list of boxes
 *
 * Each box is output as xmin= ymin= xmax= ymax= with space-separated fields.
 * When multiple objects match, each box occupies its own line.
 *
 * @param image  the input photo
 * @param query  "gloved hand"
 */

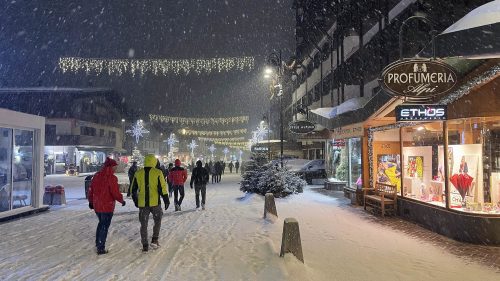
xmin=89 ymin=203 xmax=94 ymax=210
xmin=121 ymin=201 xmax=126 ymax=207
xmin=190 ymin=184 xmax=193 ymax=189
xmin=165 ymin=203 xmax=169 ymax=210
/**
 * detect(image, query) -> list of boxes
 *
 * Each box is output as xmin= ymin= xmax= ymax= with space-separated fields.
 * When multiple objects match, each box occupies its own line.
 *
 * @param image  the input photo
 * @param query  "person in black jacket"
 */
xmin=127 ymin=161 xmax=138 ymax=197
xmin=190 ymin=160 xmax=209 ymax=210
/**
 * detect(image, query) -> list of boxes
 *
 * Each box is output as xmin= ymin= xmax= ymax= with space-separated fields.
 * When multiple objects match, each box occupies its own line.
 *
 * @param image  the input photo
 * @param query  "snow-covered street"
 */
xmin=1 ymin=174 xmax=499 ymax=281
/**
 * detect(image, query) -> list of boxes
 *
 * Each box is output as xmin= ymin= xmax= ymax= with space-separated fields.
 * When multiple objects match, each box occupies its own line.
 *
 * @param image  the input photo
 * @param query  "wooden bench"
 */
xmin=363 ymin=182 xmax=397 ymax=217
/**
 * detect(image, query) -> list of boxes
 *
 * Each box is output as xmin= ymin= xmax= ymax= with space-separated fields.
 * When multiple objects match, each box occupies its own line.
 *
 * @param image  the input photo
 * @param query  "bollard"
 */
xmin=43 ymin=186 xmax=54 ymax=205
xmin=280 ymin=218 xmax=304 ymax=263
xmin=51 ymin=185 xmax=66 ymax=205
xmin=264 ymin=193 xmax=278 ymax=219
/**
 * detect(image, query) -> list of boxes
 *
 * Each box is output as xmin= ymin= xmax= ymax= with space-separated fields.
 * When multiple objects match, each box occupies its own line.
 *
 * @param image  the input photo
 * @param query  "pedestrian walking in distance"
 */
xmin=228 ymin=161 xmax=234 ymax=173
xmin=131 ymin=154 xmax=170 ymax=252
xmin=190 ymin=160 xmax=209 ymax=210
xmin=235 ymin=160 xmax=240 ymax=174
xmin=167 ymin=159 xmax=188 ymax=211
xmin=88 ymin=157 xmax=126 ymax=255
xmin=166 ymin=163 xmax=174 ymax=198
xmin=127 ymin=161 xmax=138 ymax=197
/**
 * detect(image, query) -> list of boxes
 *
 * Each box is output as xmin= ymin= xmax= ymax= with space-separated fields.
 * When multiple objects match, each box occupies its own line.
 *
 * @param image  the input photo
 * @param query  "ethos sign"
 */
xmin=396 ymin=105 xmax=447 ymax=121
xmin=380 ymin=59 xmax=457 ymax=101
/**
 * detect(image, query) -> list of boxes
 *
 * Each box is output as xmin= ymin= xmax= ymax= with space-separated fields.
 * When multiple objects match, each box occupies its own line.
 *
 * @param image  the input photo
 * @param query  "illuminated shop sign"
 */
xmin=289 ymin=120 xmax=316 ymax=134
xmin=380 ymin=59 xmax=457 ymax=101
xmin=396 ymin=105 xmax=447 ymax=121
xmin=251 ymin=146 xmax=269 ymax=153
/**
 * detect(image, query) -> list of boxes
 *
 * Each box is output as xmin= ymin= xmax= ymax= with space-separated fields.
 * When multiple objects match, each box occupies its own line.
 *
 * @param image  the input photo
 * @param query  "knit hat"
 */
xmin=174 ymin=159 xmax=181 ymax=167
xmin=104 ymin=157 xmax=118 ymax=167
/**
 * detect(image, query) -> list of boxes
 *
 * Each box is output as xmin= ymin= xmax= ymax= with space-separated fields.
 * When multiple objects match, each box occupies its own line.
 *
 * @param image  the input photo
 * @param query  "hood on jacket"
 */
xmin=144 ymin=154 xmax=157 ymax=168
xmin=196 ymin=160 xmax=203 ymax=168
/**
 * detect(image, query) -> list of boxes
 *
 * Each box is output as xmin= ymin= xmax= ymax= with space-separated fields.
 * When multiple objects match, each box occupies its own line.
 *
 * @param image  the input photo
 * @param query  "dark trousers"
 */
xmin=235 ymin=167 xmax=239 ymax=173
xmin=229 ymin=167 xmax=233 ymax=173
xmin=195 ymin=184 xmax=207 ymax=207
xmin=95 ymin=212 xmax=113 ymax=251
xmin=173 ymin=185 xmax=185 ymax=206
xmin=168 ymin=182 xmax=173 ymax=198
xmin=139 ymin=205 xmax=163 ymax=246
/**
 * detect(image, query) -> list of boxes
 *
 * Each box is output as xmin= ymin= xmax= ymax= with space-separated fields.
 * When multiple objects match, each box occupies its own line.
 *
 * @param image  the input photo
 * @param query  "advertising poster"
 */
xmin=376 ymin=154 xmax=401 ymax=191
xmin=407 ymin=156 xmax=423 ymax=179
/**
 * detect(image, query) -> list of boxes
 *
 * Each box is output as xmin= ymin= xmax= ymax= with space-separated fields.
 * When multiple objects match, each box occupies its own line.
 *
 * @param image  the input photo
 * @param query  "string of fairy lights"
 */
xmin=150 ymin=114 xmax=249 ymax=125
xmin=182 ymin=128 xmax=247 ymax=137
xmin=58 ymin=56 xmax=255 ymax=76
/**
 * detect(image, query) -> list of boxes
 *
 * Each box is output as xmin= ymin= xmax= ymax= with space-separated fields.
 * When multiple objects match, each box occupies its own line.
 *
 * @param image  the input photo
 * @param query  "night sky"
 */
xmin=0 ymin=0 xmax=294 ymax=126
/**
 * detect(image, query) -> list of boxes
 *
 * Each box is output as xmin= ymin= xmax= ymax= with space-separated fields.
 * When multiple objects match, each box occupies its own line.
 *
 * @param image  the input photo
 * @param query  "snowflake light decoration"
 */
xmin=188 ymin=140 xmax=198 ymax=156
xmin=126 ymin=120 xmax=149 ymax=143
xmin=223 ymin=147 xmax=230 ymax=160
xmin=208 ymin=144 xmax=216 ymax=158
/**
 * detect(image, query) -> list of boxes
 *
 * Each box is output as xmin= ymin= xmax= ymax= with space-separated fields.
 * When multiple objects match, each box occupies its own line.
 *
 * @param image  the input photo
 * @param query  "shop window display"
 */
xmin=326 ymin=138 xmax=362 ymax=189
xmin=0 ymin=128 xmax=13 ymax=212
xmin=372 ymin=128 xmax=401 ymax=191
xmin=447 ymin=117 xmax=500 ymax=214
xmin=402 ymin=123 xmax=445 ymax=207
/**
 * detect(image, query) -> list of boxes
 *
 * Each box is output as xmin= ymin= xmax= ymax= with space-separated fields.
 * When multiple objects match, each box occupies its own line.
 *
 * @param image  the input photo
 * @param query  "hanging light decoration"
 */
xmin=208 ymin=144 xmax=217 ymax=159
xmin=59 ymin=56 xmax=255 ymax=76
xmin=150 ymin=114 xmax=249 ymax=125
xmin=126 ymin=120 xmax=149 ymax=144
xmin=182 ymin=128 xmax=247 ymax=137
xmin=188 ymin=139 xmax=198 ymax=157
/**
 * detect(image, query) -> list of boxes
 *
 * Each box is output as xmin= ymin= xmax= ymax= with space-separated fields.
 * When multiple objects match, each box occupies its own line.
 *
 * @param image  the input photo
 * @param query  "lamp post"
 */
xmin=262 ymin=116 xmax=271 ymax=161
xmin=267 ymin=51 xmax=284 ymax=168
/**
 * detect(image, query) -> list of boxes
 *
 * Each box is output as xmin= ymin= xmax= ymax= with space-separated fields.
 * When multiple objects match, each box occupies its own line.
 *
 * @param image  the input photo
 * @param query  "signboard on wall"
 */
xmin=289 ymin=120 xmax=316 ymax=134
xmin=396 ymin=104 xmax=447 ymax=121
xmin=380 ymin=59 xmax=457 ymax=101
xmin=331 ymin=122 xmax=364 ymax=139
xmin=251 ymin=146 xmax=269 ymax=153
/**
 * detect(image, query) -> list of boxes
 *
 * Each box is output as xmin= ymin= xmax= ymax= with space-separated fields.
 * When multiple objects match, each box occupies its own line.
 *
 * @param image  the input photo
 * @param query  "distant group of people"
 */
xmin=87 ymin=155 xmax=220 ymax=254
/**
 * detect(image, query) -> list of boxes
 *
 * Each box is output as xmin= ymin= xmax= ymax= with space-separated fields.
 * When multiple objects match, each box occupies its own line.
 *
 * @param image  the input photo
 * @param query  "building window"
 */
xmin=80 ymin=126 xmax=96 ymax=136
xmin=99 ymin=129 xmax=105 ymax=137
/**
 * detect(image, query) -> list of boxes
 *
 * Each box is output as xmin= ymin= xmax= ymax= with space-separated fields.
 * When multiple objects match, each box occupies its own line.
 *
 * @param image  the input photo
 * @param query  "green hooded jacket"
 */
xmin=131 ymin=154 xmax=169 ymax=208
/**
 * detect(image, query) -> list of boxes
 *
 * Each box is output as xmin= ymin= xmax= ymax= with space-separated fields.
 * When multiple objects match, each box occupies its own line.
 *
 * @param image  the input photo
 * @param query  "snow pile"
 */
xmin=240 ymin=158 xmax=305 ymax=197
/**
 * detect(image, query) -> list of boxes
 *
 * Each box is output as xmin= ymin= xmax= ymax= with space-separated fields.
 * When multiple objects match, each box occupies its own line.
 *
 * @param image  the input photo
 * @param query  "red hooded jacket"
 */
xmin=88 ymin=166 xmax=124 ymax=213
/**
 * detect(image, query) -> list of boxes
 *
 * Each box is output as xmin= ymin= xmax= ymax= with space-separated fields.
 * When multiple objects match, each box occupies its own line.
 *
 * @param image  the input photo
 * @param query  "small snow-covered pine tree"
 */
xmin=131 ymin=147 xmax=144 ymax=167
xmin=335 ymin=148 xmax=349 ymax=181
xmin=240 ymin=153 xmax=306 ymax=198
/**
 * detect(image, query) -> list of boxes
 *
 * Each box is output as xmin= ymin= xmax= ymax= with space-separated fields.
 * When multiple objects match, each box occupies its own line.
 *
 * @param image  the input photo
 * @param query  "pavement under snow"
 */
xmin=1 ymin=173 xmax=499 ymax=281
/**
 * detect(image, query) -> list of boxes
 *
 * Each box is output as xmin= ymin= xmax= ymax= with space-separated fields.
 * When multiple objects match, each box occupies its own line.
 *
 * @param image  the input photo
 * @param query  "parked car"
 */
xmin=65 ymin=164 xmax=79 ymax=176
xmin=288 ymin=159 xmax=326 ymax=184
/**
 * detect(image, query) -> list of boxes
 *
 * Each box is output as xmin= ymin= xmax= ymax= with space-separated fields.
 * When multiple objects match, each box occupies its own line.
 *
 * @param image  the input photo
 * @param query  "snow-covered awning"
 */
xmin=308 ymin=92 xmax=391 ymax=130
xmin=310 ymin=96 xmax=371 ymax=119
xmin=421 ymin=1 xmax=500 ymax=59
xmin=442 ymin=1 xmax=500 ymax=34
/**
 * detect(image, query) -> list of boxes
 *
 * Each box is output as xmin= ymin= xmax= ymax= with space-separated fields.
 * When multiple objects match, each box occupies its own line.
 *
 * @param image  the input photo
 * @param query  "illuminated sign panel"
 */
xmin=396 ymin=105 xmax=447 ymax=121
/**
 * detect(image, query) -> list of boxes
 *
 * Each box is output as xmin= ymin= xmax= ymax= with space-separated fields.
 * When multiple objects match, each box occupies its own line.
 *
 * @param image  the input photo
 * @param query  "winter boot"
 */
xmin=178 ymin=204 xmax=182 ymax=211
xmin=202 ymin=203 xmax=205 ymax=210
xmin=97 ymin=249 xmax=108 ymax=255
xmin=175 ymin=204 xmax=179 ymax=211
xmin=142 ymin=244 xmax=149 ymax=252
xmin=151 ymin=238 xmax=160 ymax=249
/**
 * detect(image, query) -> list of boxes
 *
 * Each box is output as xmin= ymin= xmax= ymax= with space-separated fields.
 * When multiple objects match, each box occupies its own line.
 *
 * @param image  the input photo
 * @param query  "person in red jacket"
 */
xmin=167 ymin=159 xmax=188 ymax=211
xmin=88 ymin=157 xmax=126 ymax=255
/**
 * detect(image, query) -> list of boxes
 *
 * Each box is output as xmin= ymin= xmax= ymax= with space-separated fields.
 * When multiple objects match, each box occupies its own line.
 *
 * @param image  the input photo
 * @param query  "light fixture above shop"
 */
xmin=417 ymin=126 xmax=425 ymax=131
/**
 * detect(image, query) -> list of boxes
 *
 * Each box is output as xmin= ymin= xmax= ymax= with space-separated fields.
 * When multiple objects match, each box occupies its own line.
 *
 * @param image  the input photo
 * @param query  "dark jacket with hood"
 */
xmin=190 ymin=161 xmax=209 ymax=186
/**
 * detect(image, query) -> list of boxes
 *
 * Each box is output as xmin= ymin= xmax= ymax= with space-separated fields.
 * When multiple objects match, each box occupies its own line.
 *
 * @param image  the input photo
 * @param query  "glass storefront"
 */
xmin=402 ymin=122 xmax=445 ymax=207
xmin=446 ymin=117 xmax=500 ymax=214
xmin=0 ymin=127 xmax=34 ymax=213
xmin=326 ymin=137 xmax=362 ymax=189
xmin=396 ymin=118 xmax=500 ymax=214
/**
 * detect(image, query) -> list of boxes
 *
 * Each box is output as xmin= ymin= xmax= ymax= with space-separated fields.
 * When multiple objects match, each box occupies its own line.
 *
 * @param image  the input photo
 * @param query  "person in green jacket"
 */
xmin=131 ymin=154 xmax=170 ymax=252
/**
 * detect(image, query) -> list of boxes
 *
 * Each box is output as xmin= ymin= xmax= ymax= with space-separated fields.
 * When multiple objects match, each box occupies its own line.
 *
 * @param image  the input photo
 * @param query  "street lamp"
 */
xmin=266 ymin=50 xmax=284 ymax=168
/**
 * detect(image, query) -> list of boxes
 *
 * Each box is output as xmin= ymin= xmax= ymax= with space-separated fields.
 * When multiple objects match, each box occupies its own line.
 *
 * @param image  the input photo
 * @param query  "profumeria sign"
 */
xmin=380 ymin=59 xmax=457 ymax=101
